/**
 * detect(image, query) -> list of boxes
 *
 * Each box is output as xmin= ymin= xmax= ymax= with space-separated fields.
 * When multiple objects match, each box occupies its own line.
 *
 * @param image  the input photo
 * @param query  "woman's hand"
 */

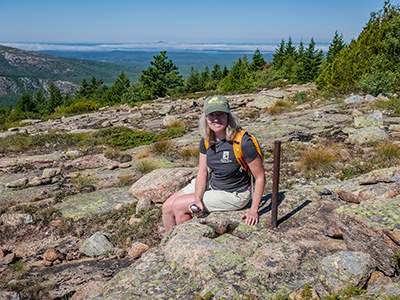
xmin=191 ymin=200 xmax=204 ymax=213
xmin=241 ymin=210 xmax=259 ymax=226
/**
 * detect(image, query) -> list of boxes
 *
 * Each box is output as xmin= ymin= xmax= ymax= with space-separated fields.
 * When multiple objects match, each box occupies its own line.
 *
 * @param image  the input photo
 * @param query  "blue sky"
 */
xmin=1 ymin=0 xmax=399 ymax=51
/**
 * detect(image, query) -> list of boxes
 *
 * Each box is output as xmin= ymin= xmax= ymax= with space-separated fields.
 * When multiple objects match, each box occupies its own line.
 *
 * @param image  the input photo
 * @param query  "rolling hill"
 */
xmin=0 ymin=45 xmax=141 ymax=107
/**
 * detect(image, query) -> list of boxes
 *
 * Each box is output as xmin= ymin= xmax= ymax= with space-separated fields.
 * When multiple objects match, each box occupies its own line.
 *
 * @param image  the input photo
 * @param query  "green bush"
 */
xmin=374 ymin=98 xmax=400 ymax=116
xmin=317 ymin=2 xmax=400 ymax=94
xmin=355 ymin=56 xmax=399 ymax=96
xmin=63 ymin=100 xmax=98 ymax=115
xmin=292 ymin=91 xmax=308 ymax=103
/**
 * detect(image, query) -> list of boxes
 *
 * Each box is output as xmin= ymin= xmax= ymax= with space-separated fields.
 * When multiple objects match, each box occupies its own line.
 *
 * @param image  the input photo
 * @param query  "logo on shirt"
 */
xmin=221 ymin=151 xmax=232 ymax=163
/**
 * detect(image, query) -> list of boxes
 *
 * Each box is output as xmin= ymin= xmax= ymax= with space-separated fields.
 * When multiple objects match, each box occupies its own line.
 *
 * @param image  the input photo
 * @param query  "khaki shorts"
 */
xmin=182 ymin=179 xmax=251 ymax=212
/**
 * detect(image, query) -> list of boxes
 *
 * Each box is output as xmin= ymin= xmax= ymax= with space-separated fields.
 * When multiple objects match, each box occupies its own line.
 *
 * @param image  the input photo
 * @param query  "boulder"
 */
xmin=354 ymin=111 xmax=383 ymax=128
xmin=79 ymin=232 xmax=114 ymax=257
xmin=43 ymin=248 xmax=65 ymax=262
xmin=128 ymin=168 xmax=196 ymax=213
xmin=42 ymin=167 xmax=61 ymax=179
xmin=344 ymin=95 xmax=364 ymax=104
xmin=128 ymin=242 xmax=149 ymax=259
xmin=252 ymin=90 xmax=287 ymax=109
xmin=347 ymin=126 xmax=387 ymax=144
xmin=320 ymin=251 xmax=374 ymax=293
xmin=336 ymin=196 xmax=400 ymax=275
xmin=0 ymin=213 xmax=33 ymax=226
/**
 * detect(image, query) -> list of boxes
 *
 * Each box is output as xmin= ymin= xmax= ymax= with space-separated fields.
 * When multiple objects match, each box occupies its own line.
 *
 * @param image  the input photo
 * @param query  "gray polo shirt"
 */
xmin=199 ymin=134 xmax=259 ymax=192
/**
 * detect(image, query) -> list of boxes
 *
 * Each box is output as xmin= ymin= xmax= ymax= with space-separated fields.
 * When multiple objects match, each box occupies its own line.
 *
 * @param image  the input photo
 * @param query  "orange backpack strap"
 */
xmin=204 ymin=131 xmax=263 ymax=172
xmin=204 ymin=138 xmax=209 ymax=150
xmin=233 ymin=130 xmax=263 ymax=172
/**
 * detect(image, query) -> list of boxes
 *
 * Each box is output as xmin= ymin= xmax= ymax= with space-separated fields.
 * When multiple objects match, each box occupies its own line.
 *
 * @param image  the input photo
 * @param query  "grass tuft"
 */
xmin=136 ymin=159 xmax=160 ymax=174
xmin=150 ymin=139 xmax=174 ymax=155
xmin=180 ymin=146 xmax=199 ymax=159
xmin=104 ymin=147 xmax=132 ymax=163
xmin=267 ymin=99 xmax=291 ymax=115
xmin=299 ymin=146 xmax=339 ymax=175
xmin=375 ymin=140 xmax=400 ymax=164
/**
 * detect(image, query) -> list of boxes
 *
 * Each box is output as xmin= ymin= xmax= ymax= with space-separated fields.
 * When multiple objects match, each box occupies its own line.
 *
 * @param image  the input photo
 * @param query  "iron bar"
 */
xmin=270 ymin=140 xmax=281 ymax=228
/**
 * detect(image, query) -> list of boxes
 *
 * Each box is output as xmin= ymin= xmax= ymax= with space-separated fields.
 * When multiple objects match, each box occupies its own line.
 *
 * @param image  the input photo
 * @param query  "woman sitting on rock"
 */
xmin=162 ymin=95 xmax=265 ymax=232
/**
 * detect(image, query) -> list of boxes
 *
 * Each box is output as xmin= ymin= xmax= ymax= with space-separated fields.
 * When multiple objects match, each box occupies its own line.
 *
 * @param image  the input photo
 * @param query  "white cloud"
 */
xmin=1 ymin=41 xmax=329 ymax=52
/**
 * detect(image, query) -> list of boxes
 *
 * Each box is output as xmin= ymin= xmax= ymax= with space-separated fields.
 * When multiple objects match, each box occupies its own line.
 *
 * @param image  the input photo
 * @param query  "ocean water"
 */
xmin=39 ymin=49 xmax=275 ymax=78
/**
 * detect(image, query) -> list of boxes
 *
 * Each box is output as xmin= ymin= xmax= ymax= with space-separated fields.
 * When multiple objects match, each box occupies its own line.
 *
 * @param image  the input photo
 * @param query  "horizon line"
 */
xmin=1 ymin=41 xmax=331 ymax=53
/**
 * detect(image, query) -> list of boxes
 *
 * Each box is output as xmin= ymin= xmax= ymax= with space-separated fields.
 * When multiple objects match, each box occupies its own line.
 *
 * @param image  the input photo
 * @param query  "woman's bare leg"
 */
xmin=172 ymin=193 xmax=196 ymax=225
xmin=162 ymin=190 xmax=185 ymax=232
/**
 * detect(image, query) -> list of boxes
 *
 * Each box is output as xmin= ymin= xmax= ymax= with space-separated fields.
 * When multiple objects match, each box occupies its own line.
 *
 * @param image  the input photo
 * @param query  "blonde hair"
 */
xmin=199 ymin=112 xmax=241 ymax=145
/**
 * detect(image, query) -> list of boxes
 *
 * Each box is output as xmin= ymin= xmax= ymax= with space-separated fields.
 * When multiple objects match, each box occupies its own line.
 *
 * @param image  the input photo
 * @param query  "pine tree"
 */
xmin=326 ymin=30 xmax=346 ymax=63
xmin=301 ymin=38 xmax=324 ymax=83
xmin=200 ymin=66 xmax=210 ymax=87
xmin=211 ymin=64 xmax=222 ymax=81
xmin=295 ymin=41 xmax=307 ymax=83
xmin=185 ymin=67 xmax=202 ymax=93
xmin=220 ymin=57 xmax=253 ymax=92
xmin=105 ymin=72 xmax=131 ymax=105
xmin=16 ymin=91 xmax=35 ymax=114
xmin=33 ymin=90 xmax=46 ymax=114
xmin=280 ymin=37 xmax=298 ymax=80
xmin=317 ymin=1 xmax=400 ymax=94
xmin=273 ymin=39 xmax=286 ymax=69
xmin=78 ymin=79 xmax=90 ymax=99
xmin=47 ymin=82 xmax=63 ymax=113
xmin=284 ymin=37 xmax=297 ymax=60
xmin=249 ymin=49 xmax=266 ymax=72
xmin=139 ymin=51 xmax=183 ymax=100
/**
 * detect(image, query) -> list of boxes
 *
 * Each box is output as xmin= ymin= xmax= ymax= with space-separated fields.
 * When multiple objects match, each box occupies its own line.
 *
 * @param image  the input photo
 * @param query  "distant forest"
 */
xmin=1 ymin=1 xmax=399 ymax=131
xmin=39 ymin=50 xmax=276 ymax=80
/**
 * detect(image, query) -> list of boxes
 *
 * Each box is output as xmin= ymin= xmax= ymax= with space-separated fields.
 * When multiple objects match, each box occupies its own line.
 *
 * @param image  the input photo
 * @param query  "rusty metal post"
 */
xmin=270 ymin=140 xmax=281 ymax=228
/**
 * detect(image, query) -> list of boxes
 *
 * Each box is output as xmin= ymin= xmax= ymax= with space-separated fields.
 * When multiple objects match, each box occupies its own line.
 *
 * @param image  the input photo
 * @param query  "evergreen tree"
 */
xmin=222 ymin=66 xmax=229 ymax=78
xmin=211 ymin=64 xmax=222 ymax=81
xmin=185 ymin=67 xmax=202 ymax=93
xmin=16 ymin=91 xmax=35 ymax=114
xmin=139 ymin=51 xmax=183 ymax=100
xmin=78 ymin=79 xmax=90 ymax=99
xmin=297 ymin=38 xmax=324 ymax=83
xmin=326 ymin=30 xmax=346 ymax=63
xmin=220 ymin=57 xmax=253 ymax=92
xmin=284 ymin=37 xmax=297 ymax=60
xmin=281 ymin=37 xmax=298 ymax=80
xmin=47 ymin=82 xmax=63 ymax=113
xmin=105 ymin=72 xmax=131 ymax=105
xmin=295 ymin=41 xmax=307 ymax=82
xmin=33 ymin=90 xmax=46 ymax=114
xmin=249 ymin=49 xmax=266 ymax=72
xmin=317 ymin=1 xmax=400 ymax=94
xmin=200 ymin=66 xmax=210 ymax=87
xmin=273 ymin=39 xmax=286 ymax=69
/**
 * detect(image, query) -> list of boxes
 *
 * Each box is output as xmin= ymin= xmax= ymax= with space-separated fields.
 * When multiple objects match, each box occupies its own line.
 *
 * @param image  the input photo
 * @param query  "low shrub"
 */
xmin=374 ymin=98 xmax=400 ymax=117
xmin=63 ymin=100 xmax=98 ymax=115
xmin=97 ymin=127 xmax=156 ymax=150
xmin=157 ymin=126 xmax=187 ymax=140
xmin=339 ymin=160 xmax=375 ymax=181
xmin=292 ymin=91 xmax=308 ymax=103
